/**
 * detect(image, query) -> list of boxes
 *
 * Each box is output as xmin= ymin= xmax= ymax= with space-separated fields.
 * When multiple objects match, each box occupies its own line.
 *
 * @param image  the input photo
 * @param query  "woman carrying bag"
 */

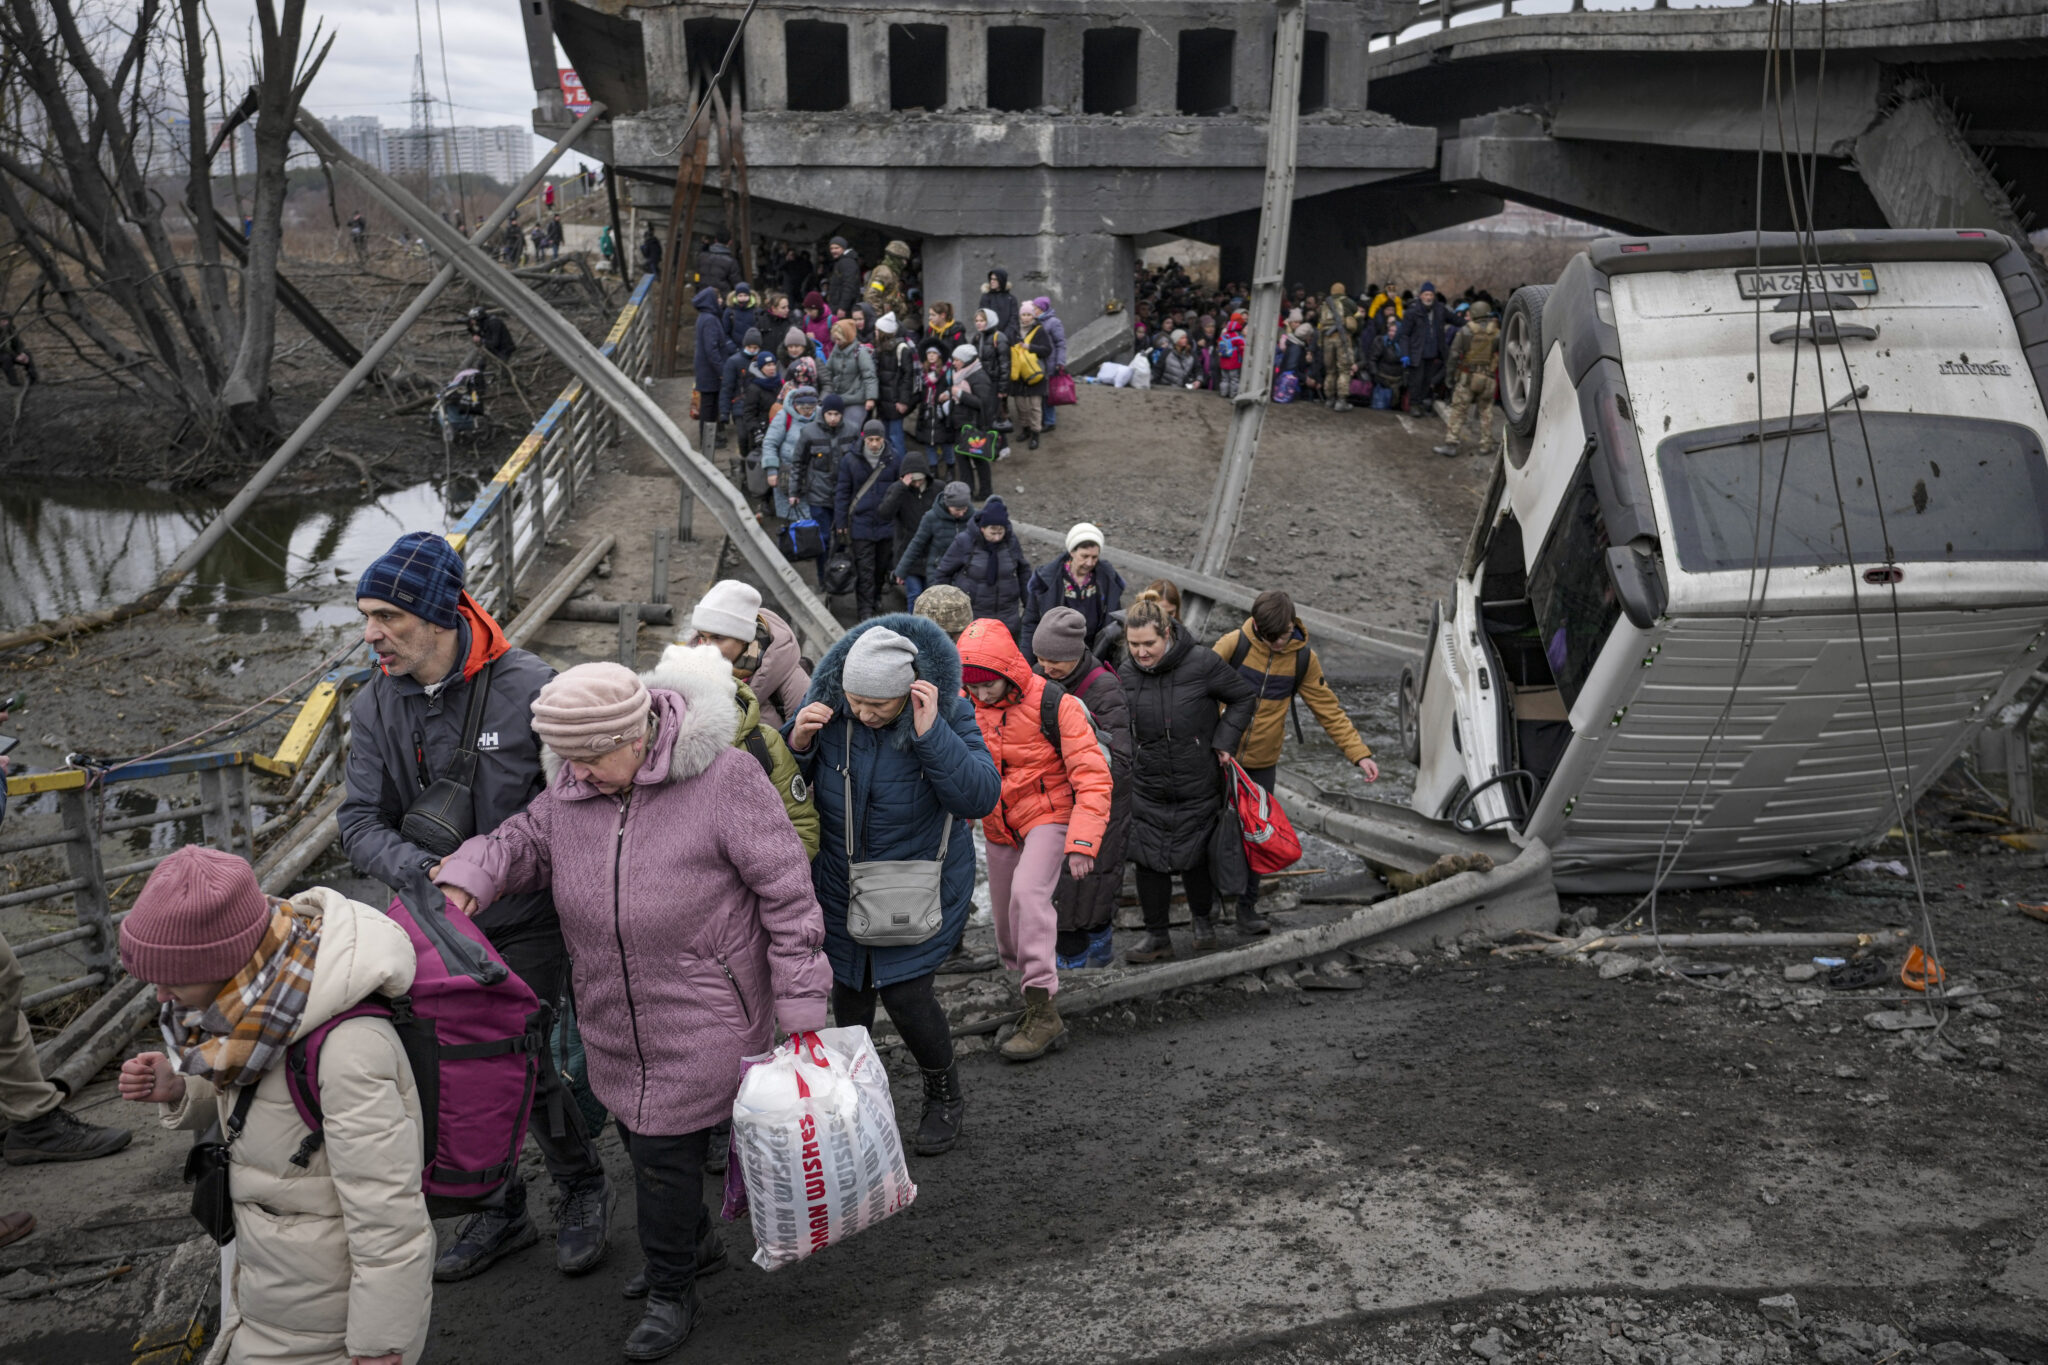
xmin=1116 ymin=591 xmax=1258 ymax=964
xmin=784 ymin=619 xmax=1000 ymax=1157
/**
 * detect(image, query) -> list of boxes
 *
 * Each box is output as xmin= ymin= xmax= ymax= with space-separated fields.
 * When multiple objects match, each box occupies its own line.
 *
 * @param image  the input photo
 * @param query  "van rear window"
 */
xmin=1657 ymin=412 xmax=2048 ymax=572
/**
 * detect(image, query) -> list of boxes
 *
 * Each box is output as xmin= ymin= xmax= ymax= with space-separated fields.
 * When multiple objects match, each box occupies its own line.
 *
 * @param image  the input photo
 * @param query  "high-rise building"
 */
xmin=326 ymin=115 xmax=386 ymax=171
xmin=384 ymin=123 xmax=532 ymax=185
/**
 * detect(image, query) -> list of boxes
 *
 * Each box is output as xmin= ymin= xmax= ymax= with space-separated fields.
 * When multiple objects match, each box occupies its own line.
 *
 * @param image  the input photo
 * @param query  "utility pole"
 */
xmin=1183 ymin=0 xmax=1305 ymax=636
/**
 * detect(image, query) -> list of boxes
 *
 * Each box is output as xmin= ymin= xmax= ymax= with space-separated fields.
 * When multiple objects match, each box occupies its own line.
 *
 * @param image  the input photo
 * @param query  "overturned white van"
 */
xmin=1399 ymin=229 xmax=2048 ymax=893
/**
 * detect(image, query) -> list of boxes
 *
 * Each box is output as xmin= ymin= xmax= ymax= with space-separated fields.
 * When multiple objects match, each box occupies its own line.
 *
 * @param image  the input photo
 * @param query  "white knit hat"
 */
xmin=877 ymin=311 xmax=899 ymax=335
xmin=1066 ymin=521 xmax=1106 ymax=553
xmin=690 ymin=579 xmax=760 ymax=642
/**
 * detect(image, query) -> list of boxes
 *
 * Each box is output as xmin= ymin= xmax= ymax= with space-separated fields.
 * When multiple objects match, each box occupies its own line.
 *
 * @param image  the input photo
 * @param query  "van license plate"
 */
xmin=1735 ymin=265 xmax=1878 ymax=299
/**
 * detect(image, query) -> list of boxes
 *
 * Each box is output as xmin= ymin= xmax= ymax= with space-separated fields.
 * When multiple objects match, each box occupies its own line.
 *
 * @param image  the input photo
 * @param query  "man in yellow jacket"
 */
xmin=1213 ymin=590 xmax=1378 ymax=936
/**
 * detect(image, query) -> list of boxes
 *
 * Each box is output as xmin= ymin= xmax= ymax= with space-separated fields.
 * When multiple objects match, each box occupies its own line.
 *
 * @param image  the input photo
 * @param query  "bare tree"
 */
xmin=0 ymin=0 xmax=327 ymax=457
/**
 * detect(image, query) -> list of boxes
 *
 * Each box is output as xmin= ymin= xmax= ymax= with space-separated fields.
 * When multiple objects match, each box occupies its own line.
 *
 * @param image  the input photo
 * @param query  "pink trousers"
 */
xmin=985 ymin=823 xmax=1067 ymax=994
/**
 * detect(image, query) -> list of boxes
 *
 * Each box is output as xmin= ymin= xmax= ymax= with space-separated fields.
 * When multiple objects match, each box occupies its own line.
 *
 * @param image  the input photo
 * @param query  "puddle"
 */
xmin=0 ymin=475 xmax=482 ymax=633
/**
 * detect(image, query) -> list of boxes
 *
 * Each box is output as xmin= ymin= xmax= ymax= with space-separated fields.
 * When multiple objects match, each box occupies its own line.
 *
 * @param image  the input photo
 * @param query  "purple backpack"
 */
xmin=282 ymin=896 xmax=540 ymax=1216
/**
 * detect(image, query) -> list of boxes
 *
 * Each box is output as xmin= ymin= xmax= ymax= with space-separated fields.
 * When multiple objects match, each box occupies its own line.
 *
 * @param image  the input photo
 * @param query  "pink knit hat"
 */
xmin=531 ymin=662 xmax=652 ymax=759
xmin=119 ymin=846 xmax=272 ymax=984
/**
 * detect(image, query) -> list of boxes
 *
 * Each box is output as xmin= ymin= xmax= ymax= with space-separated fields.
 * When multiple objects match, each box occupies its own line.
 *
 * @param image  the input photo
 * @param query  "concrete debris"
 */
xmin=1756 ymin=1295 xmax=1801 ymax=1328
xmin=1967 ymin=1000 xmax=2004 ymax=1019
xmin=1783 ymin=964 xmax=1820 ymax=982
xmin=1469 ymin=1326 xmax=1509 ymax=1359
xmin=1596 ymin=952 xmax=1645 ymax=980
xmin=1864 ymin=1010 xmax=1940 ymax=1031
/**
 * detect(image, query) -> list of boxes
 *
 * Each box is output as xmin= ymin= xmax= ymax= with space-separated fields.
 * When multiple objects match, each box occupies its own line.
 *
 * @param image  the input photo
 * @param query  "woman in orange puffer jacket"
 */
xmin=956 ymin=618 xmax=1113 ymax=1064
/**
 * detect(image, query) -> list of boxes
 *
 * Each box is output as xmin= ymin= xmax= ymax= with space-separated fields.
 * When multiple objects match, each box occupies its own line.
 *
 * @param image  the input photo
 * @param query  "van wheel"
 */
xmin=1397 ymin=666 xmax=1422 ymax=765
xmin=1501 ymin=285 xmax=1551 ymax=438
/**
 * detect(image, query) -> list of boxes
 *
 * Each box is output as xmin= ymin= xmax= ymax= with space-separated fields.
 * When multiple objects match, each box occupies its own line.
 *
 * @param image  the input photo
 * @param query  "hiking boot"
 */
xmin=434 ymin=1200 xmax=540 ymax=1282
xmin=553 ymin=1173 xmax=613 ymax=1275
xmin=1433 ymin=442 xmax=1460 ymax=458
xmin=1191 ymin=916 xmax=1221 ymax=954
xmin=1 ymin=1106 xmax=130 ymax=1165
xmin=704 ymin=1121 xmax=730 ymax=1176
xmin=624 ymin=1289 xmax=700 ymax=1362
xmin=998 ymin=987 xmax=1067 ymax=1062
xmin=1027 ymin=434 xmax=1040 ymax=451
xmin=1124 ymin=932 xmax=1175 ymax=965
xmin=914 ymin=1065 xmax=966 ymax=1156
xmin=622 ymin=1230 xmax=726 ymax=1299
xmin=1236 ymin=903 xmax=1272 ymax=938
xmin=1084 ymin=925 xmax=1116 ymax=969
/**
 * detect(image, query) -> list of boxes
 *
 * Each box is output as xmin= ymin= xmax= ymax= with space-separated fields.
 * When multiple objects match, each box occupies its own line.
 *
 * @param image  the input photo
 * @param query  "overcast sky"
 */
xmin=208 ymin=0 xmax=573 ymax=166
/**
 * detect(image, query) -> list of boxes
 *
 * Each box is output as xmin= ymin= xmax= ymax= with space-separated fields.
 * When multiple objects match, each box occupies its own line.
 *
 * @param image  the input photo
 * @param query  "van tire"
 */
xmin=1501 ymin=285 xmax=1550 ymax=438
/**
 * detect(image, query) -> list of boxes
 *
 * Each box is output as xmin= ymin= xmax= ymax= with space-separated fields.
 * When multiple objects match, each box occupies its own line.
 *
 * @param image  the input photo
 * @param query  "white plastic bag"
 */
xmin=731 ymin=1026 xmax=917 ymax=1270
xmin=1126 ymin=352 xmax=1153 ymax=389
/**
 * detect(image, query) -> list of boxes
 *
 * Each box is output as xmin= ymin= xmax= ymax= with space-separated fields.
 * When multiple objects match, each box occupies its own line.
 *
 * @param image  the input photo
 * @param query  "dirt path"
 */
xmin=988 ymin=386 xmax=1493 ymax=649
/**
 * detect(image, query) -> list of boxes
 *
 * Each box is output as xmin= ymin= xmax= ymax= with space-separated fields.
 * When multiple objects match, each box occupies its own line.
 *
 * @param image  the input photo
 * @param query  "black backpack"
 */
xmin=1228 ymin=633 xmax=1313 ymax=744
xmin=1037 ymin=677 xmax=1112 ymax=765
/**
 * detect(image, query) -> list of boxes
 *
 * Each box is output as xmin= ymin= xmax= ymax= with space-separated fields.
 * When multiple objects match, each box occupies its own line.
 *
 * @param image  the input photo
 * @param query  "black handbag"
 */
xmin=399 ymin=662 xmax=494 ymax=858
xmin=184 ymin=1083 xmax=258 ymax=1246
xmin=820 ymin=549 xmax=857 ymax=598
xmin=1208 ymin=764 xmax=1249 ymax=900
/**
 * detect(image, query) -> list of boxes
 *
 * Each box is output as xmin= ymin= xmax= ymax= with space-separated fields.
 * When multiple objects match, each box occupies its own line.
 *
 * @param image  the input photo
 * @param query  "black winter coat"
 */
xmin=953 ymin=364 xmax=999 ymax=432
xmin=1047 ymin=655 xmax=1132 ymax=934
xmin=878 ymin=477 xmax=940 ymax=563
xmin=794 ymin=416 xmax=859 ymax=511
xmin=876 ymin=338 xmax=919 ymax=416
xmin=826 ymin=250 xmax=863 ymax=317
xmin=894 ymin=503 xmax=971 ymax=583
xmin=977 ymin=287 xmax=1020 ymax=347
xmin=933 ymin=528 xmax=1031 ymax=634
xmin=1117 ymin=627 xmax=1257 ymax=871
xmin=974 ymin=329 xmax=1011 ymax=398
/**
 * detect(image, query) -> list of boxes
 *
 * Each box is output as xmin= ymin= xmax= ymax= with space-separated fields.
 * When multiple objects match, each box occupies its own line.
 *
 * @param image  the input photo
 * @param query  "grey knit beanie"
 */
xmin=842 ymin=627 xmax=918 ymax=699
xmin=1032 ymin=606 xmax=1089 ymax=663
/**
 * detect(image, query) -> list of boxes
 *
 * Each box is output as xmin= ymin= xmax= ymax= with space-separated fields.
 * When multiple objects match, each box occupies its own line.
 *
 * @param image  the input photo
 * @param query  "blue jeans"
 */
xmin=804 ymin=506 xmax=837 ymax=587
xmin=902 ymin=574 xmax=926 ymax=607
xmin=882 ymin=417 xmax=906 ymax=460
xmin=1371 ymin=384 xmax=1397 ymax=410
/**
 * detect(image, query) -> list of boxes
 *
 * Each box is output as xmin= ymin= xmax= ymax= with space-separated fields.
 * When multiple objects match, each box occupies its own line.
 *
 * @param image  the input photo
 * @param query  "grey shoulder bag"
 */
xmin=840 ymin=718 xmax=950 ymax=947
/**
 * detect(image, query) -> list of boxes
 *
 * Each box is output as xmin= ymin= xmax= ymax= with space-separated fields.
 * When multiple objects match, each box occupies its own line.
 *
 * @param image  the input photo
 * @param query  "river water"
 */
xmin=0 ymin=475 xmax=481 ymax=632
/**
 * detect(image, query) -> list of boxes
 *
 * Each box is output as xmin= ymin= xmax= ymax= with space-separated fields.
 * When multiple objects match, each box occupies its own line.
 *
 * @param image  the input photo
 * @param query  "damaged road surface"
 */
xmin=395 ymin=849 xmax=2044 ymax=1364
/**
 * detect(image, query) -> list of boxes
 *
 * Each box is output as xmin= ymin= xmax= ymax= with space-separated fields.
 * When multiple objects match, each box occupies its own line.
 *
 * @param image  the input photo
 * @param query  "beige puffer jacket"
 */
xmin=161 ymin=888 xmax=432 ymax=1365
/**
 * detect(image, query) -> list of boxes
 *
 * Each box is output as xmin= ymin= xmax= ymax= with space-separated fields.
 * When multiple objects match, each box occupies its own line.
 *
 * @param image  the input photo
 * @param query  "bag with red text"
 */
xmin=729 ymin=1025 xmax=917 ymax=1270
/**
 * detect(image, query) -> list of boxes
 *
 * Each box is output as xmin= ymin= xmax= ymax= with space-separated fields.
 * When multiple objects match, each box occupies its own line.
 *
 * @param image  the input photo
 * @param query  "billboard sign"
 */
xmin=560 ymin=68 xmax=591 ymax=115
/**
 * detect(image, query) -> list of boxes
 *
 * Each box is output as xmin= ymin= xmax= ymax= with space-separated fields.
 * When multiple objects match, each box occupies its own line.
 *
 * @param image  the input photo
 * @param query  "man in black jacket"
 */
xmin=824 ymin=236 xmax=862 ymax=318
xmin=341 ymin=533 xmax=614 ymax=1284
xmin=696 ymin=230 xmax=741 ymax=298
xmin=1398 ymin=281 xmax=1452 ymax=417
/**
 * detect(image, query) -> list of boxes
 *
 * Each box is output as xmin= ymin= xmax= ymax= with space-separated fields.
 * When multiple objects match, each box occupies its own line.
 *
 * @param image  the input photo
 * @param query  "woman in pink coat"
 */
xmin=437 ymin=662 xmax=827 ymax=1363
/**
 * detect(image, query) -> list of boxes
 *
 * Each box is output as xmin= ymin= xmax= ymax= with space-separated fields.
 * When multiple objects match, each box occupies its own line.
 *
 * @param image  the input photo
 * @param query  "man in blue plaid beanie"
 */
xmin=356 ymin=530 xmax=464 ymax=630
xmin=344 ymin=530 xmax=617 ymax=1281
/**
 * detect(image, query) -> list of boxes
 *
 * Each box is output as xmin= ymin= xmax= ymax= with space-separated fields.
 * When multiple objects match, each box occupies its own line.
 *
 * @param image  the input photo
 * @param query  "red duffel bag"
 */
xmin=1226 ymin=756 xmax=1302 ymax=875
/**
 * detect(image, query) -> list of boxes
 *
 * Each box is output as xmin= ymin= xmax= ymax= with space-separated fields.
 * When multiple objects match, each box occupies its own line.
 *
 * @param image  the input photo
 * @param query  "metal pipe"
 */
xmin=34 ymin=974 xmax=146 ymax=1075
xmin=0 ymin=878 xmax=89 ymax=910
xmin=956 ymin=841 xmax=1558 ymax=1035
xmin=1574 ymin=930 xmax=1907 ymax=953
xmin=253 ymin=789 xmax=347 ymax=896
xmin=292 ymin=113 xmax=846 ymax=657
xmin=1012 ymin=521 xmax=1425 ymax=666
xmin=10 ymin=923 xmax=98 ymax=959
xmin=1183 ymin=0 xmax=1306 ymax=637
xmin=0 ymin=829 xmax=79 ymax=856
xmin=22 ymin=973 xmax=106 ymax=1011
xmin=502 ymin=535 xmax=616 ymax=648
xmin=47 ymin=987 xmax=158 ymax=1096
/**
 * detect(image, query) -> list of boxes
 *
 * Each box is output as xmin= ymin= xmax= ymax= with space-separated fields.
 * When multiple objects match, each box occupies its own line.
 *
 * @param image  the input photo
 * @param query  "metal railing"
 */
xmin=1376 ymin=0 xmax=1855 ymax=45
xmin=3 ymin=756 xmax=261 ymax=1001
xmin=1 ymin=275 xmax=658 ymax=1018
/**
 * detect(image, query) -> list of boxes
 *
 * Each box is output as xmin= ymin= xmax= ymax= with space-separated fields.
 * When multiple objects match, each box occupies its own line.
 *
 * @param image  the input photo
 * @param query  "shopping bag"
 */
xmin=1273 ymin=372 xmax=1300 ymax=404
xmin=730 ymin=1027 xmax=917 ymax=1270
xmin=1227 ymin=755 xmax=1303 ymax=875
xmin=1047 ymin=367 xmax=1078 ymax=407
xmin=957 ymin=424 xmax=995 ymax=462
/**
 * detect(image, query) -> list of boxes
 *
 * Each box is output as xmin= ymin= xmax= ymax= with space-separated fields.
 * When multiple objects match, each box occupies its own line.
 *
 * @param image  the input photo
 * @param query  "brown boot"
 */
xmin=998 ymin=987 xmax=1068 ymax=1063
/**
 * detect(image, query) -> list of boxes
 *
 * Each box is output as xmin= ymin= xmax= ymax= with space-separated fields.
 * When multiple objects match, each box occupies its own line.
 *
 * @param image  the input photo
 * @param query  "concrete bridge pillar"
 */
xmin=849 ymin=16 xmax=889 ymax=113
xmin=924 ymin=231 xmax=1135 ymax=340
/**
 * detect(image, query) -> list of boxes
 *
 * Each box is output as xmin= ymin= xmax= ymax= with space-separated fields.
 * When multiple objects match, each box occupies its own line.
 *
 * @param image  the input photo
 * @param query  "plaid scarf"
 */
xmin=159 ymin=902 xmax=323 ymax=1090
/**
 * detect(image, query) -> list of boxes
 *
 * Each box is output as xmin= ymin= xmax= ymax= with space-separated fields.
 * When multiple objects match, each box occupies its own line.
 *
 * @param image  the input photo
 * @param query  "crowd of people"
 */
xmin=1127 ymin=260 xmax=1508 ymax=455
xmin=0 ymin=517 xmax=1380 ymax=1363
